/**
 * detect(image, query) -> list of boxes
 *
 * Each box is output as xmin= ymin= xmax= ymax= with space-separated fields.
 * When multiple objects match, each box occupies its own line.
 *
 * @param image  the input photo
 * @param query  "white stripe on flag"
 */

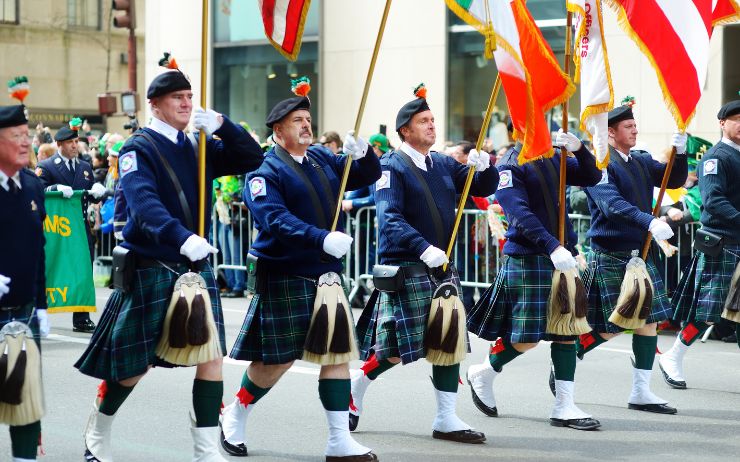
xmin=272 ymin=0 xmax=290 ymax=47
xmin=655 ymin=0 xmax=710 ymax=90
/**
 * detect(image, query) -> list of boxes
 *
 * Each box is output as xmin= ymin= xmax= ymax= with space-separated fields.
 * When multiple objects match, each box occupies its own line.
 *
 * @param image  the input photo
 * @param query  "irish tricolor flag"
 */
xmin=446 ymin=0 xmax=574 ymax=164
xmin=259 ymin=0 xmax=311 ymax=61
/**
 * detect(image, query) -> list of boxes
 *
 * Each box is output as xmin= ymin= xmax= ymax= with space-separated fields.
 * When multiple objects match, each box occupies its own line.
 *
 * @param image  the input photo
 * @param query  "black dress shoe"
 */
xmin=550 ymin=417 xmax=601 ymax=431
xmin=349 ymin=413 xmax=360 ymax=431
xmin=222 ymin=290 xmax=244 ymax=298
xmin=628 ymin=403 xmax=677 ymax=414
xmin=84 ymin=448 xmax=101 ymax=461
xmin=658 ymin=362 xmax=687 ymax=389
xmin=220 ymin=430 xmax=248 ymax=457
xmin=432 ymin=429 xmax=486 ymax=444
xmin=73 ymin=319 xmax=96 ymax=333
xmin=548 ymin=363 xmax=556 ymax=397
xmin=326 ymin=452 xmax=379 ymax=462
xmin=466 ymin=376 xmax=498 ymax=417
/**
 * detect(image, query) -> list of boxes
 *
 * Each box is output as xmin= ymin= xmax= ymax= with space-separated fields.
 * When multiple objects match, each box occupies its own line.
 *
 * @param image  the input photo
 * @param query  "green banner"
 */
xmin=43 ymin=191 xmax=96 ymax=313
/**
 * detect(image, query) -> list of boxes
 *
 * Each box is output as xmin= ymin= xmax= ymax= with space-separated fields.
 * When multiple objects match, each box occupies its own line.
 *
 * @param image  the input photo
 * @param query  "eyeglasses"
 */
xmin=0 ymin=133 xmax=29 ymax=145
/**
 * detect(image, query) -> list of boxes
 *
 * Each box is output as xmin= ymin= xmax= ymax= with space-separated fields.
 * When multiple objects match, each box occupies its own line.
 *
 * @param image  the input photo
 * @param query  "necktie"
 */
xmin=7 ymin=179 xmax=19 ymax=194
xmin=425 ymin=156 xmax=432 ymax=171
xmin=177 ymin=131 xmax=186 ymax=147
xmin=68 ymin=159 xmax=75 ymax=172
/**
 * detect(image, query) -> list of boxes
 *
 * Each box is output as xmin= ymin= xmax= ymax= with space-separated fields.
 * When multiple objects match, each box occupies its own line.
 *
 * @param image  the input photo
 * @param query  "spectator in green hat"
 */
xmin=369 ymin=133 xmax=390 ymax=158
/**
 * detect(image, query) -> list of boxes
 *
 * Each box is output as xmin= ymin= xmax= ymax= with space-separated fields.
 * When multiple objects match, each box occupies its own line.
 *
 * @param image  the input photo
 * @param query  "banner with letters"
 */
xmin=43 ymin=191 xmax=96 ymax=313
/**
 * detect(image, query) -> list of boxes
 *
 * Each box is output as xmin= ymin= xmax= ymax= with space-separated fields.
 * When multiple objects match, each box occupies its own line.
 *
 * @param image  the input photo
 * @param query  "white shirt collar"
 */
xmin=0 ymin=170 xmax=21 ymax=192
xmin=613 ymin=148 xmax=631 ymax=162
xmin=399 ymin=142 xmax=432 ymax=171
xmin=721 ymin=137 xmax=740 ymax=152
xmin=148 ymin=116 xmax=181 ymax=145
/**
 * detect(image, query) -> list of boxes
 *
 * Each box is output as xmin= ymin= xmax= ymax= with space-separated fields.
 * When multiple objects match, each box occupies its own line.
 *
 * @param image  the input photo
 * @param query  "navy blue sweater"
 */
xmin=0 ymin=169 xmax=47 ymax=308
xmin=375 ymin=150 xmax=498 ymax=264
xmin=246 ymin=145 xmax=381 ymax=277
xmin=585 ymin=146 xmax=688 ymax=252
xmin=118 ymin=117 xmax=263 ymax=262
xmin=698 ymin=141 xmax=740 ymax=241
xmin=496 ymin=144 xmax=602 ymax=256
xmin=345 ymin=185 xmax=375 ymax=209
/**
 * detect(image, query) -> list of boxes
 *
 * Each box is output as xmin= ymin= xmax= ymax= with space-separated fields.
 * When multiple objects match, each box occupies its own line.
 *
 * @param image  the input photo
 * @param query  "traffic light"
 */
xmin=112 ymin=0 xmax=135 ymax=29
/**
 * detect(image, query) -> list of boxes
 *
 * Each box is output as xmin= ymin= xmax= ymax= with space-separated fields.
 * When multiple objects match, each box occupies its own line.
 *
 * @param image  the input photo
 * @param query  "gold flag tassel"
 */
xmin=721 ymin=262 xmax=740 ymax=323
xmin=156 ymin=272 xmax=222 ymax=366
xmin=425 ymin=283 xmax=467 ymax=366
xmin=608 ymin=253 xmax=653 ymax=329
xmin=0 ymin=322 xmax=44 ymax=426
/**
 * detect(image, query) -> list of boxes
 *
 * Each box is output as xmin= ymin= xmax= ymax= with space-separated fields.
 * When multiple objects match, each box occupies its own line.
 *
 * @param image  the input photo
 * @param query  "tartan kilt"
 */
xmin=230 ymin=273 xmax=357 ymax=365
xmin=358 ymin=264 xmax=467 ymax=365
xmin=672 ymin=245 xmax=740 ymax=323
xmin=467 ymin=254 xmax=558 ymax=344
xmin=585 ymin=250 xmax=671 ymax=333
xmin=0 ymin=303 xmax=40 ymax=349
xmin=74 ymin=263 xmax=225 ymax=382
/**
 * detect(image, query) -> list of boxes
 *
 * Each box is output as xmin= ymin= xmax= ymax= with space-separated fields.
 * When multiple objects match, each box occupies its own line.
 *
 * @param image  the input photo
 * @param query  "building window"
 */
xmin=1 ymin=0 xmax=19 ymax=24
xmin=68 ymin=0 xmax=101 ymax=29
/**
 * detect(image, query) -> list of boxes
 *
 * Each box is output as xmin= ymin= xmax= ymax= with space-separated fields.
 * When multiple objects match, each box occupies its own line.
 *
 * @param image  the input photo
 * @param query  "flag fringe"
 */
xmin=712 ymin=0 xmax=740 ymax=26
xmin=264 ymin=0 xmax=312 ymax=61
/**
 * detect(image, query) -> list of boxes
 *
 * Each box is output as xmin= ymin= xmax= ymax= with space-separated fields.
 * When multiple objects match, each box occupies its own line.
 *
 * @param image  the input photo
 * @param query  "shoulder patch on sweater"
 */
xmin=703 ymin=159 xmax=718 ymax=175
xmin=376 ymin=170 xmax=391 ymax=190
xmin=249 ymin=176 xmax=267 ymax=200
xmin=597 ymin=169 xmax=608 ymax=185
xmin=498 ymin=170 xmax=513 ymax=189
xmin=119 ymin=151 xmax=138 ymax=177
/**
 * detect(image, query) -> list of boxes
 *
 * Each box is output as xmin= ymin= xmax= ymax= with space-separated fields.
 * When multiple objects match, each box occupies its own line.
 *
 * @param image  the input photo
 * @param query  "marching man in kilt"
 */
xmin=575 ymin=101 xmax=687 ymax=414
xmin=74 ymin=56 xmax=264 ymax=461
xmin=661 ymin=100 xmax=740 ymax=388
xmin=350 ymin=86 xmax=497 ymax=443
xmin=466 ymin=130 xmax=603 ymax=430
xmin=220 ymin=79 xmax=381 ymax=461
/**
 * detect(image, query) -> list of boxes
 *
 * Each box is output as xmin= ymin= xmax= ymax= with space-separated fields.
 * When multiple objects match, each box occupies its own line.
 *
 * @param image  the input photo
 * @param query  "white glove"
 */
xmin=36 ymin=309 xmax=50 ymax=338
xmin=649 ymin=219 xmax=674 ymax=241
xmin=420 ymin=245 xmax=449 ymax=268
xmin=114 ymin=231 xmax=124 ymax=241
xmin=343 ymin=131 xmax=369 ymax=160
xmin=89 ymin=182 xmax=106 ymax=199
xmin=192 ymin=107 xmax=223 ymax=136
xmin=555 ymin=129 xmax=583 ymax=152
xmin=671 ymin=131 xmax=687 ymax=155
xmin=549 ymin=246 xmax=578 ymax=271
xmin=0 ymin=274 xmax=10 ymax=301
xmin=322 ymin=232 xmax=353 ymax=258
xmin=56 ymin=184 xmax=73 ymax=198
xmin=466 ymin=149 xmax=491 ymax=172
xmin=180 ymin=234 xmax=219 ymax=262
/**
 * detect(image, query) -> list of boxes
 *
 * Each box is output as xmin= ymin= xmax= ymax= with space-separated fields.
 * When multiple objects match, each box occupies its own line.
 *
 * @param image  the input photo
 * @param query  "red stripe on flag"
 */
xmin=282 ymin=0 xmax=306 ymax=54
xmin=692 ymin=0 xmax=713 ymax=37
xmin=261 ymin=0 xmax=276 ymax=39
xmin=712 ymin=0 xmax=740 ymax=25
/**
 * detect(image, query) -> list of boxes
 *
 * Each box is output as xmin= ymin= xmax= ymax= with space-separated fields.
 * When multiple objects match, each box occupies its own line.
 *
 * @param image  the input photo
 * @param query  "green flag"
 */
xmin=43 ymin=191 xmax=96 ymax=313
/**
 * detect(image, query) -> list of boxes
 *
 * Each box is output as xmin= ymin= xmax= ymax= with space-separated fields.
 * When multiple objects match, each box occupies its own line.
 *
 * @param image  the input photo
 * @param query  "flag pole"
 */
xmin=330 ymin=0 xmax=392 ymax=232
xmin=558 ymin=11 xmax=573 ymax=245
xmin=641 ymin=145 xmax=678 ymax=259
xmin=197 ymin=0 xmax=209 ymax=237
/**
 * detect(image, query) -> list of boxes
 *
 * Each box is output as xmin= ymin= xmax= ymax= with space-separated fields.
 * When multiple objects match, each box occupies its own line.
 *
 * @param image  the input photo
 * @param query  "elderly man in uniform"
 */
xmin=661 ymin=100 xmax=740 ymax=387
xmin=349 ymin=87 xmax=497 ymax=443
xmin=36 ymin=121 xmax=106 ymax=333
xmin=74 ymin=61 xmax=264 ymax=461
xmin=0 ymin=104 xmax=50 ymax=461
xmin=220 ymin=85 xmax=380 ymax=461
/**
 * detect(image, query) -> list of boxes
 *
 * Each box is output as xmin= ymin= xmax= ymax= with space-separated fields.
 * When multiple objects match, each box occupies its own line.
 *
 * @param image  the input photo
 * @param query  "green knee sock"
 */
xmin=679 ymin=320 xmax=710 ymax=346
xmin=489 ymin=338 xmax=522 ymax=372
xmin=98 ymin=381 xmax=135 ymax=416
xmin=432 ymin=364 xmax=460 ymax=393
xmin=192 ymin=379 xmax=223 ymax=427
xmin=236 ymin=371 xmax=271 ymax=406
xmin=632 ymin=334 xmax=658 ymax=370
xmin=551 ymin=343 xmax=577 ymax=382
xmin=10 ymin=420 xmax=40 ymax=459
xmin=577 ymin=332 xmax=608 ymax=359
xmin=318 ymin=379 xmax=350 ymax=411
xmin=361 ymin=353 xmax=397 ymax=380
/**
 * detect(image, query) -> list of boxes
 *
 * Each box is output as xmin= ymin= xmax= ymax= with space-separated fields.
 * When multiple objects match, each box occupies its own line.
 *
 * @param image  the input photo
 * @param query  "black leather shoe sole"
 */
xmin=349 ymin=413 xmax=360 ymax=431
xmin=628 ymin=403 xmax=677 ymax=414
xmin=326 ymin=452 xmax=379 ymax=462
xmin=658 ymin=362 xmax=687 ymax=389
xmin=550 ymin=417 xmax=601 ymax=431
xmin=466 ymin=373 xmax=498 ymax=417
xmin=432 ymin=429 xmax=486 ymax=444
xmin=220 ymin=430 xmax=248 ymax=457
xmin=548 ymin=364 xmax=556 ymax=397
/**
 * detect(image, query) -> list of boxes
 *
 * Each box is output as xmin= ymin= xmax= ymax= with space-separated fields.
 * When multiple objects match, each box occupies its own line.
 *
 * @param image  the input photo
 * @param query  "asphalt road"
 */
xmin=2 ymin=288 xmax=739 ymax=461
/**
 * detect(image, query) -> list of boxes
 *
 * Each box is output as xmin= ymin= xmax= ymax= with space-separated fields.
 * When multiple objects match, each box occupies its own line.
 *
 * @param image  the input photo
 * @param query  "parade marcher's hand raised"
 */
xmin=420 ymin=245 xmax=449 ymax=268
xmin=671 ymin=131 xmax=687 ymax=154
xmin=56 ymin=184 xmax=73 ymax=198
xmin=36 ymin=309 xmax=50 ymax=338
xmin=180 ymin=234 xmax=219 ymax=262
xmin=193 ymin=107 xmax=223 ymax=136
xmin=323 ymin=232 xmax=353 ymax=258
xmin=343 ymin=130 xmax=369 ymax=160
xmin=649 ymin=219 xmax=674 ymax=241
xmin=549 ymin=246 xmax=578 ymax=271
xmin=467 ymin=149 xmax=491 ymax=172
xmin=555 ymin=129 xmax=583 ymax=152
xmin=89 ymin=182 xmax=106 ymax=199
xmin=0 ymin=274 xmax=10 ymax=301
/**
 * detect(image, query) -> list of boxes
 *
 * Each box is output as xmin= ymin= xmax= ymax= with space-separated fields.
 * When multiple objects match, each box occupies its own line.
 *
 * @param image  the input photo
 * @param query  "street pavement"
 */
xmin=2 ymin=288 xmax=739 ymax=461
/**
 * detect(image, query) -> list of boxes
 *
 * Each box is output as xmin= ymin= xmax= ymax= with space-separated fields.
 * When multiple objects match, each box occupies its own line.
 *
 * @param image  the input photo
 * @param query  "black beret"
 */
xmin=54 ymin=126 xmax=79 ymax=142
xmin=0 ymin=105 xmax=28 ymax=129
xmin=608 ymin=105 xmax=634 ymax=126
xmin=147 ymin=70 xmax=192 ymax=99
xmin=717 ymin=100 xmax=740 ymax=120
xmin=395 ymin=98 xmax=430 ymax=132
xmin=265 ymin=96 xmax=310 ymax=128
